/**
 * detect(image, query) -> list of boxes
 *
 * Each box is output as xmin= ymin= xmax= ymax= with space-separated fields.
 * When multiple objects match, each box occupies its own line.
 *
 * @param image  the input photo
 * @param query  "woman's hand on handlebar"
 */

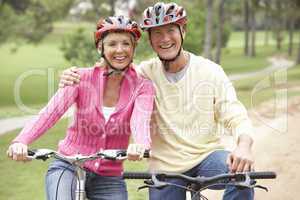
xmin=7 ymin=142 xmax=31 ymax=162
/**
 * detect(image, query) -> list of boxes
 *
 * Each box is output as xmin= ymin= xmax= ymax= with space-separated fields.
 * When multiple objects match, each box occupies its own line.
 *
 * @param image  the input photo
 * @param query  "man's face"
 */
xmin=149 ymin=24 xmax=185 ymax=60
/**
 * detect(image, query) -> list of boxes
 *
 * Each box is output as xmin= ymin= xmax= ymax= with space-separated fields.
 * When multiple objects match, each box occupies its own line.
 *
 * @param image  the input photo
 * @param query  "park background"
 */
xmin=0 ymin=0 xmax=300 ymax=199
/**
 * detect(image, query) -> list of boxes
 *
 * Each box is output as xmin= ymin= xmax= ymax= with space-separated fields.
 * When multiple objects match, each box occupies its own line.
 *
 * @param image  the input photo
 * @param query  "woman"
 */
xmin=7 ymin=16 xmax=155 ymax=200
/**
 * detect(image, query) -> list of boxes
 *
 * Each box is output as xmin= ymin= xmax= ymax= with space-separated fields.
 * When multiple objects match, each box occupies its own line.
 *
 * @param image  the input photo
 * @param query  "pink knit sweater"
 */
xmin=13 ymin=65 xmax=155 ymax=176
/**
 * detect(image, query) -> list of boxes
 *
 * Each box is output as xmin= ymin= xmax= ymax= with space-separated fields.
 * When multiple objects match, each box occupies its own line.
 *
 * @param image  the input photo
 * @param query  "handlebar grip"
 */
xmin=248 ymin=171 xmax=276 ymax=179
xmin=123 ymin=172 xmax=152 ymax=179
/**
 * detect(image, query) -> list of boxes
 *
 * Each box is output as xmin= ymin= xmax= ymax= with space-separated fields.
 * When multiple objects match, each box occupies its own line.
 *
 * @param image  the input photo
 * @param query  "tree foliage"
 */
xmin=0 ymin=0 xmax=73 ymax=44
xmin=60 ymin=28 xmax=99 ymax=67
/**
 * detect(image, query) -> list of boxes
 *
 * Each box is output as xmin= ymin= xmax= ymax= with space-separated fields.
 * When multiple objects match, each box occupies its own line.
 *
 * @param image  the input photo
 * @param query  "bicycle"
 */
xmin=122 ymin=171 xmax=276 ymax=200
xmin=27 ymin=148 xmax=150 ymax=200
xmin=28 ymin=149 xmax=276 ymax=200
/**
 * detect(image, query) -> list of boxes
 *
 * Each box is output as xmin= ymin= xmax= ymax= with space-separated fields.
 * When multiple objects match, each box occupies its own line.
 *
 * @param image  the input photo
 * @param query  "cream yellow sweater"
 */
xmin=137 ymin=52 xmax=253 ymax=173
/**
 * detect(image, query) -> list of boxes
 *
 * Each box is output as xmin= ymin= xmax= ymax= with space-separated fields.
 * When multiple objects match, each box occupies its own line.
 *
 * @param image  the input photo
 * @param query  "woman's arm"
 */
xmin=7 ymin=84 xmax=79 ymax=161
xmin=12 ymin=85 xmax=79 ymax=145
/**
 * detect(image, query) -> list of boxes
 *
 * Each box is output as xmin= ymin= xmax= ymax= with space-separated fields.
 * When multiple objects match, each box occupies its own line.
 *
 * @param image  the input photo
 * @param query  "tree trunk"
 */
xmin=203 ymin=0 xmax=214 ymax=60
xmin=288 ymin=19 xmax=294 ymax=56
xmin=265 ymin=23 xmax=269 ymax=46
xmin=91 ymin=0 xmax=102 ymax=18
xmin=264 ymin=1 xmax=270 ymax=46
xmin=276 ymin=0 xmax=283 ymax=51
xmin=244 ymin=0 xmax=250 ymax=56
xmin=110 ymin=0 xmax=115 ymax=16
xmin=250 ymin=2 xmax=256 ymax=57
xmin=215 ymin=0 xmax=225 ymax=64
xmin=297 ymin=31 xmax=300 ymax=64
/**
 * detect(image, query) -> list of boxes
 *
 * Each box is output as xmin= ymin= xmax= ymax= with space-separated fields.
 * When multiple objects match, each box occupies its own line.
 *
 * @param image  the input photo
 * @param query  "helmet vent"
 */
xmin=166 ymin=5 xmax=175 ymax=15
xmin=105 ymin=18 xmax=113 ymax=24
xmin=155 ymin=5 xmax=161 ymax=16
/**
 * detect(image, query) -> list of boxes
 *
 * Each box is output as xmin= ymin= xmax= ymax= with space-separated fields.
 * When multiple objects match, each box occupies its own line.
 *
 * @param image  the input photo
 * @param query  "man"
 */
xmin=60 ymin=2 xmax=254 ymax=200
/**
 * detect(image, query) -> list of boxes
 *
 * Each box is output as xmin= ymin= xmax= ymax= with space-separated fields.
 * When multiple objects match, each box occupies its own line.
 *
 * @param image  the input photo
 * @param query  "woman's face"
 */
xmin=101 ymin=32 xmax=135 ymax=69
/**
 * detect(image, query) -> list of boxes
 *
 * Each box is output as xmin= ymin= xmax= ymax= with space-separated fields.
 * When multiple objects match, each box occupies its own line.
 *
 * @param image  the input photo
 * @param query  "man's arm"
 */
xmin=214 ymin=67 xmax=254 ymax=173
xmin=58 ymin=60 xmax=151 ymax=88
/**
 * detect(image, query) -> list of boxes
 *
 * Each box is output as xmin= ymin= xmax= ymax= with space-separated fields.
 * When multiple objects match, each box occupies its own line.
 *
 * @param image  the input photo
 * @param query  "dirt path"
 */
xmin=202 ymin=95 xmax=300 ymax=200
xmin=0 ymin=107 xmax=74 ymax=135
xmin=229 ymin=56 xmax=295 ymax=81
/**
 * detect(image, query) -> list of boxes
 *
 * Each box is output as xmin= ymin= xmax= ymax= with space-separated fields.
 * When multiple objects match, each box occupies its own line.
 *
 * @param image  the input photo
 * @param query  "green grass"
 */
xmin=287 ymin=64 xmax=300 ymax=81
xmin=0 ymin=43 xmax=68 ymax=107
xmin=221 ymin=47 xmax=269 ymax=74
xmin=0 ymin=104 xmax=44 ymax=118
xmin=227 ymin=31 xmax=300 ymax=48
xmin=0 ymin=120 xmax=68 ymax=200
xmin=233 ymin=64 xmax=300 ymax=108
xmin=0 ymin=21 xmax=95 ymax=108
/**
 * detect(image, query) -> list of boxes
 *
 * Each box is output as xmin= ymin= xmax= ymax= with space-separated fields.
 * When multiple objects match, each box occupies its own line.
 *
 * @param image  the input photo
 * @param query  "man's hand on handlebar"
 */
xmin=127 ymin=144 xmax=147 ymax=161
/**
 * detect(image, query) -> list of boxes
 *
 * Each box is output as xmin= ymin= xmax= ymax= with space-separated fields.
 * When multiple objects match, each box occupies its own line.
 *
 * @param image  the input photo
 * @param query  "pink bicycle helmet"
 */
xmin=94 ymin=15 xmax=141 ymax=48
xmin=141 ymin=2 xmax=187 ymax=31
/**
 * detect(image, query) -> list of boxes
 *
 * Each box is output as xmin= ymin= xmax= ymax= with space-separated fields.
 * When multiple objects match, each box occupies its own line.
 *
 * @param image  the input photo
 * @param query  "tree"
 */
xmin=109 ymin=0 xmax=115 ymax=16
xmin=288 ymin=17 xmax=295 ymax=57
xmin=215 ymin=0 xmax=225 ymax=64
xmin=274 ymin=0 xmax=284 ymax=51
xmin=263 ymin=0 xmax=271 ymax=46
xmin=203 ymin=0 xmax=214 ymax=59
xmin=249 ymin=0 xmax=258 ymax=57
xmin=60 ymin=28 xmax=99 ymax=67
xmin=297 ymin=33 xmax=300 ymax=64
xmin=286 ymin=0 xmax=300 ymax=57
xmin=244 ymin=0 xmax=250 ymax=56
xmin=295 ymin=0 xmax=300 ymax=64
xmin=0 ymin=0 xmax=73 ymax=45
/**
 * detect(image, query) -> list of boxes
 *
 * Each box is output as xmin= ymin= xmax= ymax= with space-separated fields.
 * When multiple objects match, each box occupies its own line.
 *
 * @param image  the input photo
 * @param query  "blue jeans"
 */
xmin=45 ymin=159 xmax=128 ymax=200
xmin=149 ymin=150 xmax=254 ymax=200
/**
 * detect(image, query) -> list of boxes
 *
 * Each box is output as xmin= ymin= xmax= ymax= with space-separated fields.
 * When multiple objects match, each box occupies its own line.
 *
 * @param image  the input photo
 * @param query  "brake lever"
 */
xmin=230 ymin=173 xmax=269 ymax=192
xmin=27 ymin=149 xmax=54 ymax=161
xmin=254 ymin=185 xmax=269 ymax=192
xmin=138 ymin=174 xmax=169 ymax=191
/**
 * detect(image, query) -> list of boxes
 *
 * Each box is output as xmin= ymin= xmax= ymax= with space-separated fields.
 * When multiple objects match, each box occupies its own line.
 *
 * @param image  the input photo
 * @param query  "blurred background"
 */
xmin=0 ymin=0 xmax=300 ymax=199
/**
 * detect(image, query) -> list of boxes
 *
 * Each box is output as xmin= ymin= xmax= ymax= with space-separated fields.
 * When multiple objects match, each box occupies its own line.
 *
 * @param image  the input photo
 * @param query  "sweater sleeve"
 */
xmin=130 ymin=80 xmax=155 ymax=149
xmin=214 ymin=67 xmax=254 ymax=141
xmin=12 ymin=85 xmax=79 ymax=145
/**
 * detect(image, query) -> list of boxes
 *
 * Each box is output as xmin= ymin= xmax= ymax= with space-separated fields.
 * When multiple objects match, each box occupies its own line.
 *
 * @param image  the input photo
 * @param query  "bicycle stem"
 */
xmin=75 ymin=166 xmax=86 ymax=200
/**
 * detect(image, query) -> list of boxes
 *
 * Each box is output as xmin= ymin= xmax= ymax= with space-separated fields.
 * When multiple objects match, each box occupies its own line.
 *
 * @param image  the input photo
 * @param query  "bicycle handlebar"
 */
xmin=123 ymin=171 xmax=276 ymax=182
xmin=122 ymin=171 xmax=276 ymax=192
xmin=27 ymin=148 xmax=150 ymax=164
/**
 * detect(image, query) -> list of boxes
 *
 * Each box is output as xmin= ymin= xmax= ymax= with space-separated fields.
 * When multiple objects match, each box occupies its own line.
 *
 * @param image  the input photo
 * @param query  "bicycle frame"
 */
xmin=75 ymin=166 xmax=87 ymax=200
